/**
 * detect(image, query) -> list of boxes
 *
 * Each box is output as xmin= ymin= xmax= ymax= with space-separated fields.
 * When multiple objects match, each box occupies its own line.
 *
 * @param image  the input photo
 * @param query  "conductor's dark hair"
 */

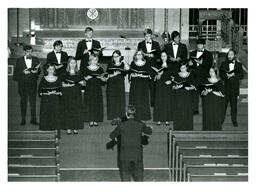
xmin=44 ymin=63 xmax=56 ymax=75
xmin=171 ymin=31 xmax=180 ymax=40
xmin=53 ymin=40 xmax=63 ymax=48
xmin=23 ymin=45 xmax=32 ymax=51
xmin=85 ymin=27 xmax=94 ymax=33
xmin=143 ymin=28 xmax=153 ymax=36
xmin=127 ymin=105 xmax=136 ymax=117
xmin=111 ymin=50 xmax=123 ymax=64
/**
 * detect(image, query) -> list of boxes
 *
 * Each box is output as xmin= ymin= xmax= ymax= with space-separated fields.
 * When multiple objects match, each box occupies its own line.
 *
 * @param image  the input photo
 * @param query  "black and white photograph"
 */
xmin=2 ymin=0 xmax=255 ymax=190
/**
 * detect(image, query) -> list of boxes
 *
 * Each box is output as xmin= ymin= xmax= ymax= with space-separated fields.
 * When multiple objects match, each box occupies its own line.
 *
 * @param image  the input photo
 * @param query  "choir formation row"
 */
xmin=12 ymin=27 xmax=244 ymax=134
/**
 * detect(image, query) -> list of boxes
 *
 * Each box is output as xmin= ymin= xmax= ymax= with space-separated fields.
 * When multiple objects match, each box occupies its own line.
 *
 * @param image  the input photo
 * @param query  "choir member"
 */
xmin=75 ymin=27 xmax=103 ymax=73
xmin=189 ymin=38 xmax=213 ymax=115
xmin=60 ymin=57 xmax=85 ymax=134
xmin=129 ymin=50 xmax=152 ymax=121
xmin=219 ymin=49 xmax=244 ymax=127
xmin=166 ymin=63 xmax=196 ymax=131
xmin=106 ymin=50 xmax=130 ymax=126
xmin=13 ymin=45 xmax=41 ymax=125
xmin=153 ymin=50 xmax=174 ymax=126
xmin=38 ymin=63 xmax=62 ymax=131
xmin=137 ymin=28 xmax=161 ymax=107
xmin=164 ymin=31 xmax=188 ymax=74
xmin=201 ymin=67 xmax=225 ymax=131
xmin=83 ymin=54 xmax=106 ymax=126
xmin=160 ymin=31 xmax=171 ymax=50
xmin=46 ymin=40 xmax=69 ymax=76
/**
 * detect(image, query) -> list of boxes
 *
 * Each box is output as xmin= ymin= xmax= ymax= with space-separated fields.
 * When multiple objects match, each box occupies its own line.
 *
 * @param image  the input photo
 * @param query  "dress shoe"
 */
xmin=93 ymin=122 xmax=98 ymax=126
xmin=30 ymin=120 xmax=39 ymax=125
xmin=73 ymin=130 xmax=78 ymax=134
xmin=233 ymin=122 xmax=238 ymax=127
xmin=165 ymin=121 xmax=169 ymax=126
xmin=89 ymin=122 xmax=94 ymax=127
xmin=20 ymin=119 xmax=26 ymax=126
xmin=66 ymin=129 xmax=72 ymax=135
xmin=193 ymin=111 xmax=199 ymax=115
xmin=157 ymin=121 xmax=161 ymax=126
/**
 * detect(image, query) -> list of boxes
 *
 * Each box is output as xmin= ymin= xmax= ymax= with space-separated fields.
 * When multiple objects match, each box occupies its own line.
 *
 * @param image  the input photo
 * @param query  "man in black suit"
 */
xmin=109 ymin=105 xmax=152 ymax=181
xmin=137 ymin=28 xmax=161 ymax=107
xmin=46 ymin=40 xmax=69 ymax=76
xmin=13 ymin=45 xmax=41 ymax=125
xmin=189 ymin=38 xmax=213 ymax=114
xmin=164 ymin=31 xmax=188 ymax=74
xmin=75 ymin=27 xmax=103 ymax=73
xmin=220 ymin=49 xmax=244 ymax=127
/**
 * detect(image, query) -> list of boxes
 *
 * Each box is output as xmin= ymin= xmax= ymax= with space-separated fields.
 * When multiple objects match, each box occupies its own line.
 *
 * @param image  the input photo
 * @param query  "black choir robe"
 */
xmin=106 ymin=62 xmax=127 ymax=120
xmin=164 ymin=42 xmax=188 ymax=74
xmin=38 ymin=77 xmax=62 ymax=131
xmin=46 ymin=51 xmax=69 ymax=76
xmin=129 ymin=61 xmax=152 ymax=121
xmin=153 ymin=61 xmax=174 ymax=121
xmin=201 ymin=79 xmax=225 ymax=131
xmin=171 ymin=72 xmax=196 ymax=131
xmin=75 ymin=39 xmax=103 ymax=73
xmin=60 ymin=71 xmax=84 ymax=130
xmin=83 ymin=66 xmax=105 ymax=122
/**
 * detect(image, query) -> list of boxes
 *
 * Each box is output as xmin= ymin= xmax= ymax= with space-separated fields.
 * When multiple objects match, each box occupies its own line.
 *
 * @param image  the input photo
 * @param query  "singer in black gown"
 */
xmin=38 ymin=74 xmax=62 ymax=131
xmin=60 ymin=70 xmax=84 ymax=131
xmin=129 ymin=51 xmax=152 ymax=121
xmin=171 ymin=66 xmax=196 ymax=131
xmin=153 ymin=56 xmax=174 ymax=122
xmin=106 ymin=52 xmax=127 ymax=122
xmin=201 ymin=69 xmax=225 ymax=131
xmin=83 ymin=63 xmax=105 ymax=123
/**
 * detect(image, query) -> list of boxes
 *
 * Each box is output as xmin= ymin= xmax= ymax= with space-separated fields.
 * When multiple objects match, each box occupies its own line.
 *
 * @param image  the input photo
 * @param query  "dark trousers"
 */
xmin=222 ymin=93 xmax=238 ymax=125
xmin=192 ymin=89 xmax=199 ymax=112
xmin=149 ymin=79 xmax=155 ymax=107
xmin=119 ymin=160 xmax=143 ymax=181
xmin=19 ymin=86 xmax=37 ymax=121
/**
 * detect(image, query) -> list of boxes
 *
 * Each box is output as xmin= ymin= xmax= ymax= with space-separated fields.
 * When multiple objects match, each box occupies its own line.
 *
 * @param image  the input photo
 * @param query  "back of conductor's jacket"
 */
xmin=110 ymin=119 xmax=152 ymax=161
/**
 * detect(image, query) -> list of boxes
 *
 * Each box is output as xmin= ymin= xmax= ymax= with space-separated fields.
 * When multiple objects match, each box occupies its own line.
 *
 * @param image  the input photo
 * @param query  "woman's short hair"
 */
xmin=88 ymin=53 xmax=99 ymax=64
xmin=162 ymin=31 xmax=171 ymax=41
xmin=133 ymin=50 xmax=145 ymax=62
xmin=66 ymin=56 xmax=79 ymax=73
xmin=44 ymin=63 xmax=56 ymax=75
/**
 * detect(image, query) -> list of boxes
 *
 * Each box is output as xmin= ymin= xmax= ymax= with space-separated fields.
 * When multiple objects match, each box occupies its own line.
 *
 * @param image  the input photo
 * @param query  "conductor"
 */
xmin=109 ymin=105 xmax=152 ymax=181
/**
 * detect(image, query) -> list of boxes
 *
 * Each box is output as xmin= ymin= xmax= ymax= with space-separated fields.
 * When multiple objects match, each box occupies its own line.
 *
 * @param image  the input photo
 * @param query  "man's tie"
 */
xmin=86 ymin=39 xmax=92 ymax=42
xmin=198 ymin=50 xmax=203 ymax=52
xmin=146 ymin=41 xmax=152 ymax=44
xmin=56 ymin=52 xmax=61 ymax=54
xmin=26 ymin=56 xmax=32 ymax=60
xmin=173 ymin=42 xmax=178 ymax=46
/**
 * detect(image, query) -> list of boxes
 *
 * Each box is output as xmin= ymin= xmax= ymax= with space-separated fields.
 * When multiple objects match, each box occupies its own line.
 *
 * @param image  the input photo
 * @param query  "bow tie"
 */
xmin=197 ymin=50 xmax=203 ymax=52
xmin=85 ymin=40 xmax=92 ymax=42
xmin=173 ymin=43 xmax=178 ymax=46
xmin=229 ymin=61 xmax=235 ymax=65
xmin=26 ymin=56 xmax=32 ymax=60
xmin=55 ymin=52 xmax=61 ymax=54
xmin=146 ymin=41 xmax=152 ymax=44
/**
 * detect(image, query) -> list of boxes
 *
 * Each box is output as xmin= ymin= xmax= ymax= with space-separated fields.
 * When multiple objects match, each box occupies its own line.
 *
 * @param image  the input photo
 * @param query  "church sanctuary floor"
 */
xmin=8 ymin=77 xmax=248 ymax=181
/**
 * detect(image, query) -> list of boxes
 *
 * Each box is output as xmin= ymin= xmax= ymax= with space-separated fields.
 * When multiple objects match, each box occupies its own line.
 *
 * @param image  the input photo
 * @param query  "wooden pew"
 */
xmin=8 ymin=130 xmax=60 ymax=182
xmin=168 ymin=130 xmax=248 ymax=182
